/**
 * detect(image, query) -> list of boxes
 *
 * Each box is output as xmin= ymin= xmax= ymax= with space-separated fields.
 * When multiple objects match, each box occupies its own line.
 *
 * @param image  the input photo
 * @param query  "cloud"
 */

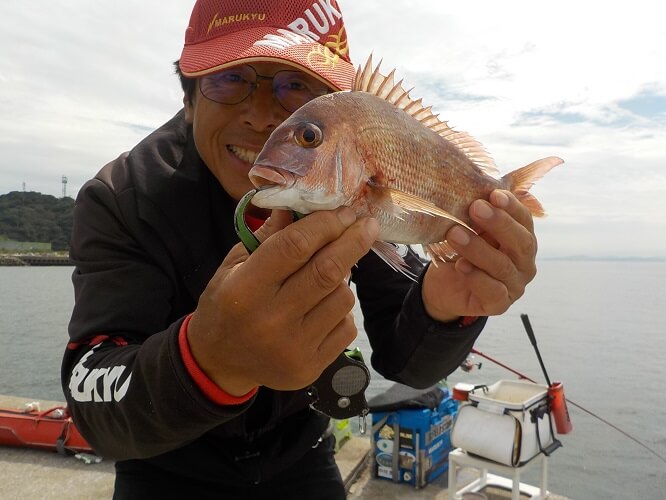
xmin=340 ymin=0 xmax=666 ymax=257
xmin=618 ymin=88 xmax=666 ymax=121
xmin=0 ymin=0 xmax=192 ymax=196
xmin=0 ymin=0 xmax=664 ymax=256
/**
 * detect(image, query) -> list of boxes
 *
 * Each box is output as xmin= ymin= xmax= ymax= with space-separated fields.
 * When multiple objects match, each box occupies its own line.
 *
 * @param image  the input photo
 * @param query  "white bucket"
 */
xmin=451 ymin=380 xmax=555 ymax=466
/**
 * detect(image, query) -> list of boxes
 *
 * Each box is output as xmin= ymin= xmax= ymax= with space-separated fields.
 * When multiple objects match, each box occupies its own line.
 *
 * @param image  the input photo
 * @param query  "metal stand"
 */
xmin=448 ymin=448 xmax=549 ymax=500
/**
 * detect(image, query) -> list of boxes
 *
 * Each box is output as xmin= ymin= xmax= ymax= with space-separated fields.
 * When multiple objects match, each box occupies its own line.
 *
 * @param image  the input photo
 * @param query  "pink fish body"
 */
xmin=250 ymin=56 xmax=563 ymax=275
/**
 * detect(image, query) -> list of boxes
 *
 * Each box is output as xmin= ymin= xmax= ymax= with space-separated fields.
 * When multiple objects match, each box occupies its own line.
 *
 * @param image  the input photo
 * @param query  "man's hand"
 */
xmin=186 ymin=207 xmax=379 ymax=396
xmin=422 ymin=190 xmax=538 ymax=322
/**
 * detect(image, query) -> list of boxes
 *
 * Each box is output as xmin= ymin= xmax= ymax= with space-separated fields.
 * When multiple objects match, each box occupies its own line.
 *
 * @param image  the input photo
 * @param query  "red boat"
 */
xmin=0 ymin=405 xmax=93 ymax=454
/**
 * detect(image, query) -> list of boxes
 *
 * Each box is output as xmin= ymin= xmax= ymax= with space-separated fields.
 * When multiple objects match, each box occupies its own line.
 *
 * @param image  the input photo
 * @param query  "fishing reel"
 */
xmin=307 ymin=348 xmax=370 ymax=424
xmin=460 ymin=355 xmax=482 ymax=373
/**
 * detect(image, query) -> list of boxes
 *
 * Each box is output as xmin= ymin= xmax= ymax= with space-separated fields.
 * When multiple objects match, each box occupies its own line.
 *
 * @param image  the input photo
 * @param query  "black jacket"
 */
xmin=62 ymin=110 xmax=485 ymax=484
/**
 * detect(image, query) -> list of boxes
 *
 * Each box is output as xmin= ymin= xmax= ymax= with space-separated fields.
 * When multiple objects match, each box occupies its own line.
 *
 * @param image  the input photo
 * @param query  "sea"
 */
xmin=1 ymin=261 xmax=664 ymax=499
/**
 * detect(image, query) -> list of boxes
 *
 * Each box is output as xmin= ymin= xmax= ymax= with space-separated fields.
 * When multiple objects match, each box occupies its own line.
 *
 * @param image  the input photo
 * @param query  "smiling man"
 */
xmin=62 ymin=1 xmax=541 ymax=498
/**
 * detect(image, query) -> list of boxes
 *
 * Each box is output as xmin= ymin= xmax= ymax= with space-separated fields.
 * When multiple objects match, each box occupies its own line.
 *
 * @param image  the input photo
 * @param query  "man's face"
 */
xmin=184 ymin=62 xmax=302 ymax=208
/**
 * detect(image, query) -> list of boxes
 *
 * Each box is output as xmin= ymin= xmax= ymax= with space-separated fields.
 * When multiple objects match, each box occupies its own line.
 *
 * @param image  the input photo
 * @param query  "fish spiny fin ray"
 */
xmin=424 ymin=241 xmax=460 ymax=263
xmin=353 ymin=54 xmax=500 ymax=178
xmin=502 ymin=156 xmax=564 ymax=217
xmin=371 ymin=241 xmax=417 ymax=281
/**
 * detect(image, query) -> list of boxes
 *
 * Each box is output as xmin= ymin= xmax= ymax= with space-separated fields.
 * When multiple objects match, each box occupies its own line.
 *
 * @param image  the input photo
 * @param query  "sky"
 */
xmin=1 ymin=1 xmax=664 ymax=258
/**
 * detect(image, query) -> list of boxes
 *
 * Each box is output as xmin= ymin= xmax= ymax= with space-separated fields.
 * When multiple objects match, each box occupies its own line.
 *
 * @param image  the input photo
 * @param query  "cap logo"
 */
xmin=207 ymin=12 xmax=266 ymax=34
xmin=307 ymin=26 xmax=348 ymax=69
xmin=287 ymin=0 xmax=342 ymax=42
xmin=254 ymin=0 xmax=347 ymax=67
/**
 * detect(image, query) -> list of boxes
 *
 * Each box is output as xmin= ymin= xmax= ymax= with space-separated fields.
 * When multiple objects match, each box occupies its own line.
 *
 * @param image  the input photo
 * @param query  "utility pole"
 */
xmin=62 ymin=175 xmax=68 ymax=198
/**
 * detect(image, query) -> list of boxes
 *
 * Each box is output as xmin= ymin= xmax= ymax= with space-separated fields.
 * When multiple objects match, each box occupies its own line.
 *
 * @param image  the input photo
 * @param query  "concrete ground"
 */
xmin=0 ymin=440 xmax=568 ymax=500
xmin=0 ymin=446 xmax=115 ymax=499
xmin=0 ymin=395 xmax=114 ymax=499
xmin=1 ymin=395 xmax=568 ymax=499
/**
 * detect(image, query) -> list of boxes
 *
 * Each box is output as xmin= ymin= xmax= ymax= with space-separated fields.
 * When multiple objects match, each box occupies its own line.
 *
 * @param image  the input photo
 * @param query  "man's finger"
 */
xmin=314 ymin=313 xmax=358 ymax=368
xmin=253 ymin=209 xmax=293 ymax=244
xmin=449 ymin=227 xmax=520 ymax=283
xmin=300 ymin=284 xmax=356 ymax=337
xmin=247 ymin=207 xmax=359 ymax=285
xmin=467 ymin=195 xmax=537 ymax=273
xmin=489 ymin=190 xmax=535 ymax=233
xmin=279 ymin=216 xmax=379 ymax=311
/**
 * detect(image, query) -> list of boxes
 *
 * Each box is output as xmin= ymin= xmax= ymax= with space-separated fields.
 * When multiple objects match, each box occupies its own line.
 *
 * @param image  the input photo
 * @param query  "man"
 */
xmin=62 ymin=1 xmax=539 ymax=498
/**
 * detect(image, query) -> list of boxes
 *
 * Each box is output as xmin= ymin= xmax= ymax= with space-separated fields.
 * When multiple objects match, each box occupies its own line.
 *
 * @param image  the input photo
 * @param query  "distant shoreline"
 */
xmin=0 ymin=253 xmax=663 ymax=267
xmin=539 ymin=255 xmax=666 ymax=262
xmin=0 ymin=253 xmax=71 ymax=266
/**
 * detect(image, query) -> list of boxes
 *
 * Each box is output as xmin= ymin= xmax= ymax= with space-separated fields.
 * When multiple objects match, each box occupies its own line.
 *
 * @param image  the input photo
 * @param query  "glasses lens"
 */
xmin=200 ymin=66 xmax=256 ymax=105
xmin=199 ymin=66 xmax=331 ymax=111
xmin=272 ymin=71 xmax=330 ymax=112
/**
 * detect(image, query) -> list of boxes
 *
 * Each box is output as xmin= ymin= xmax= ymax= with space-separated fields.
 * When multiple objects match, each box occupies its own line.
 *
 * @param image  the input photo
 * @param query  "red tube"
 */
xmin=549 ymin=381 xmax=573 ymax=434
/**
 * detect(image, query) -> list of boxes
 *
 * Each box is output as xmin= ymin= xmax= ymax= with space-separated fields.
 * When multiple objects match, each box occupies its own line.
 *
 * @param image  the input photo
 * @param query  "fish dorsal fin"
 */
xmin=353 ymin=54 xmax=500 ymax=178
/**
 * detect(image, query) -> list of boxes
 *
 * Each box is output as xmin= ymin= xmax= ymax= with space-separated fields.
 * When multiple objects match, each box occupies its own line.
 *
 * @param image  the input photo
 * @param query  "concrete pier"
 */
xmin=0 ymin=395 xmax=568 ymax=499
xmin=0 ymin=254 xmax=71 ymax=266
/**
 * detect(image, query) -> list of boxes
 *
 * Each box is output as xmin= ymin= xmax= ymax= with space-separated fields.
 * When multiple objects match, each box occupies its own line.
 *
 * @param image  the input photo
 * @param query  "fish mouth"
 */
xmin=249 ymin=165 xmax=296 ymax=190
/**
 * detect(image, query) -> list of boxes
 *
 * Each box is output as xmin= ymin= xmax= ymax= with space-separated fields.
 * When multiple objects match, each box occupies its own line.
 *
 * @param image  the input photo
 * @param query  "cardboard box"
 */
xmin=371 ymin=388 xmax=457 ymax=488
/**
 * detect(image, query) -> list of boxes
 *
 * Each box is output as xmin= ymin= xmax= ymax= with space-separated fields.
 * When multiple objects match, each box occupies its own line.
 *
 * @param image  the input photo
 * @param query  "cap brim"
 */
xmin=180 ymin=27 xmax=355 ymax=91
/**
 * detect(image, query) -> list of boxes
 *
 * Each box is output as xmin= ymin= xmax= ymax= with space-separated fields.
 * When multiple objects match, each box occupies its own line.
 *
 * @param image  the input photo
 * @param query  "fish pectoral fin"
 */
xmin=385 ymin=188 xmax=477 ymax=234
xmin=371 ymin=241 xmax=417 ymax=281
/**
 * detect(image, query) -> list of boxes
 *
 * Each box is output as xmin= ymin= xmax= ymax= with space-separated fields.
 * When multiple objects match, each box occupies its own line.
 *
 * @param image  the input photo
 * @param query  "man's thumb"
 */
xmin=253 ymin=209 xmax=293 ymax=244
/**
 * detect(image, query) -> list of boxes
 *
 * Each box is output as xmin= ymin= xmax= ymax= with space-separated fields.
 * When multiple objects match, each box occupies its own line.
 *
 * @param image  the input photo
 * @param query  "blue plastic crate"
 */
xmin=371 ymin=388 xmax=457 ymax=488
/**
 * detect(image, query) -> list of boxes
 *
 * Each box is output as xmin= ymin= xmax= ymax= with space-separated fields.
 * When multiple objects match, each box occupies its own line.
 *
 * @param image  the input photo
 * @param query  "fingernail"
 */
xmin=491 ymin=190 xmax=510 ymax=208
xmin=449 ymin=226 xmax=470 ymax=246
xmin=337 ymin=207 xmax=357 ymax=227
xmin=365 ymin=218 xmax=380 ymax=240
xmin=473 ymin=200 xmax=494 ymax=219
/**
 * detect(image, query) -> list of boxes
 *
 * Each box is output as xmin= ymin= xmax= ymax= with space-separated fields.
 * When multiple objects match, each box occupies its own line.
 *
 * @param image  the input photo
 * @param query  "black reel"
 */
xmin=307 ymin=348 xmax=370 ymax=420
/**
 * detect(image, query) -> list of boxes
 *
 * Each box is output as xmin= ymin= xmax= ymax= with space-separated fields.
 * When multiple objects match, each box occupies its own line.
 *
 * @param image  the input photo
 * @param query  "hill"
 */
xmin=0 ymin=191 xmax=74 ymax=251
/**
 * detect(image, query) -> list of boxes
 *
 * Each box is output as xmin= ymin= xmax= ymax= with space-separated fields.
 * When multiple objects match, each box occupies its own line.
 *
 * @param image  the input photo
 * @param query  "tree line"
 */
xmin=0 ymin=191 xmax=74 ymax=251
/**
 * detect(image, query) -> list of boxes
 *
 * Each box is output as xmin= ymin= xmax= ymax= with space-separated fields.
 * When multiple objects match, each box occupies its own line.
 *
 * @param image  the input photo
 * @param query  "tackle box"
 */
xmin=370 ymin=386 xmax=457 ymax=488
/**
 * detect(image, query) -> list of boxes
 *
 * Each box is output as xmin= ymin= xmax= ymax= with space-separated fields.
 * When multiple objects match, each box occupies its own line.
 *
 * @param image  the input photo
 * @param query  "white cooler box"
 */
xmin=451 ymin=380 xmax=561 ymax=467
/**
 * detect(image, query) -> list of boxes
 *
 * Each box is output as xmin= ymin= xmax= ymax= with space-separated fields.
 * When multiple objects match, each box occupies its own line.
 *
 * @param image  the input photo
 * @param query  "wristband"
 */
xmin=178 ymin=314 xmax=258 ymax=405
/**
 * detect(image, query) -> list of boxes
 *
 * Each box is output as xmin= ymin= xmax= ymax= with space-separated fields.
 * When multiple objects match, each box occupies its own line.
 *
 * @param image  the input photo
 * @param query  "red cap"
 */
xmin=179 ymin=0 xmax=355 ymax=91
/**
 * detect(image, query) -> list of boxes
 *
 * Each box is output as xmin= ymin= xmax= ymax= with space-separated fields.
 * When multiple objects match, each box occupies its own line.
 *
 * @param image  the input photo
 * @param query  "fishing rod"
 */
xmin=521 ymin=314 xmax=572 ymax=434
xmin=469 ymin=346 xmax=666 ymax=464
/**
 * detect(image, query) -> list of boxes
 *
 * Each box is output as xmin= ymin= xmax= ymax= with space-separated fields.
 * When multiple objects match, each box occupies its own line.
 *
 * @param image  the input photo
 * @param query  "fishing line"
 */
xmin=469 ymin=347 xmax=666 ymax=464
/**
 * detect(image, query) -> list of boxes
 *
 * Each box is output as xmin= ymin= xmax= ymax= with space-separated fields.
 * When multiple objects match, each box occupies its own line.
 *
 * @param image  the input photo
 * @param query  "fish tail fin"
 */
xmin=502 ymin=156 xmax=564 ymax=217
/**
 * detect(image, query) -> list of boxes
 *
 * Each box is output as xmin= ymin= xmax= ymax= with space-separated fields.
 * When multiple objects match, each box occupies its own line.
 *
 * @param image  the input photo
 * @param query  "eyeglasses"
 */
xmin=199 ymin=65 xmax=331 ymax=112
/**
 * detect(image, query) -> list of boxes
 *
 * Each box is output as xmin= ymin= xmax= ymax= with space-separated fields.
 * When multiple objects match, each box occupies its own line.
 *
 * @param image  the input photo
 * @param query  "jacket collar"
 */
xmin=127 ymin=110 xmax=240 ymax=300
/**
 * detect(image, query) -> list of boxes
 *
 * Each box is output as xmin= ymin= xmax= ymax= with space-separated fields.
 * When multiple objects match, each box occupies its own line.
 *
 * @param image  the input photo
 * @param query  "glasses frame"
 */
xmin=199 ymin=65 xmax=332 ymax=113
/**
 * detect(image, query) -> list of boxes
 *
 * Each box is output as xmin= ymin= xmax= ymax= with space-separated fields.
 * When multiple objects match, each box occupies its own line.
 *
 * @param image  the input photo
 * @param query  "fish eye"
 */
xmin=295 ymin=123 xmax=322 ymax=148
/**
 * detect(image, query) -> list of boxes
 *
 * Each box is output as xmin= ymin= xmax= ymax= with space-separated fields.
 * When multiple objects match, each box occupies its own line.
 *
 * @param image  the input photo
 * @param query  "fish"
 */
xmin=248 ymin=55 xmax=563 ymax=277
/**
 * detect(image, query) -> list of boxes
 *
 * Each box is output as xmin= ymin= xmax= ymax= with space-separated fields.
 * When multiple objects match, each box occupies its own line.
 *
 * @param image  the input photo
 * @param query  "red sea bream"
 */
xmin=249 ymin=55 xmax=563 ymax=275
